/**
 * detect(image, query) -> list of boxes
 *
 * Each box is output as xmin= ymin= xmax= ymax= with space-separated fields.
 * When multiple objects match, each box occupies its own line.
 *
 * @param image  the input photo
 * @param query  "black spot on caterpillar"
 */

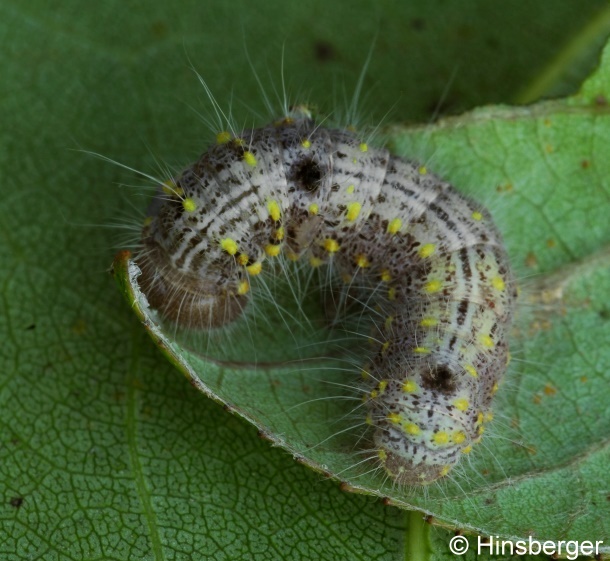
xmin=136 ymin=106 xmax=517 ymax=485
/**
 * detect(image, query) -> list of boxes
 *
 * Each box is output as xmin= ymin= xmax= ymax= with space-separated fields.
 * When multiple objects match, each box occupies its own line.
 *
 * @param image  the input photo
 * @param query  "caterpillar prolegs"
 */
xmin=138 ymin=107 xmax=517 ymax=485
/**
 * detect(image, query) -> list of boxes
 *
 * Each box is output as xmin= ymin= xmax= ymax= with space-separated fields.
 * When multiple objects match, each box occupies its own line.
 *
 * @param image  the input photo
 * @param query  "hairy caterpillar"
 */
xmin=136 ymin=105 xmax=517 ymax=486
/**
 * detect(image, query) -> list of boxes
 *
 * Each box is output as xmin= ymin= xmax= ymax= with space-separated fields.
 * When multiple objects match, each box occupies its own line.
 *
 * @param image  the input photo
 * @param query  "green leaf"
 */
xmin=3 ymin=1 xmax=610 ymax=559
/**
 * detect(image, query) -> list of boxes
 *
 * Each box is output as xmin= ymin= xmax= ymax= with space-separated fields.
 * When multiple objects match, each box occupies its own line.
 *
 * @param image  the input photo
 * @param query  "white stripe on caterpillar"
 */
xmin=137 ymin=106 xmax=517 ymax=486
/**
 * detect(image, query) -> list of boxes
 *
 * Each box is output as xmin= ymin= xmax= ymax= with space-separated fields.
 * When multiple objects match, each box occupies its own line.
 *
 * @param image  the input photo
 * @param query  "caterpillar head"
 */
xmin=367 ymin=364 xmax=483 ymax=485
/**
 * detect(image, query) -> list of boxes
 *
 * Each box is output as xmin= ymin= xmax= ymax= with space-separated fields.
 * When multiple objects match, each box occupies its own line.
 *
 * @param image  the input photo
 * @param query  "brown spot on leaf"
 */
xmin=150 ymin=21 xmax=168 ymax=39
xmin=525 ymin=252 xmax=538 ymax=268
xmin=543 ymin=384 xmax=557 ymax=396
xmin=314 ymin=41 xmax=336 ymax=62
xmin=410 ymin=18 xmax=426 ymax=31
xmin=10 ymin=497 xmax=23 ymax=508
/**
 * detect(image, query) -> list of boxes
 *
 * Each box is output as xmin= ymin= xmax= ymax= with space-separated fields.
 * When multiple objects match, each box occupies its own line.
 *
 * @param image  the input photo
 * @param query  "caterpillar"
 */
xmin=136 ymin=105 xmax=517 ymax=486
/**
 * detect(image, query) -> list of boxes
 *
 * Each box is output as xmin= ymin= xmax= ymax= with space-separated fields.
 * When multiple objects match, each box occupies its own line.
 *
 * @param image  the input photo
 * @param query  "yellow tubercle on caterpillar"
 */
xmin=216 ymin=131 xmax=231 ymax=144
xmin=471 ymin=210 xmax=483 ymax=221
xmin=182 ymin=198 xmax=197 ymax=212
xmin=452 ymin=431 xmax=467 ymax=444
xmin=237 ymin=280 xmax=250 ymax=295
xmin=402 ymin=380 xmax=418 ymax=393
xmin=162 ymin=180 xmax=183 ymax=197
xmin=346 ymin=184 xmax=355 ymax=194
xmin=381 ymin=341 xmax=390 ymax=353
xmin=424 ymin=280 xmax=443 ymax=294
xmin=387 ymin=412 xmax=401 ymax=424
xmin=461 ymin=445 xmax=473 ymax=454
xmin=413 ymin=347 xmax=431 ymax=354
xmin=286 ymin=251 xmax=300 ymax=262
xmin=220 ymin=237 xmax=238 ymax=255
xmin=237 ymin=253 xmax=249 ymax=266
xmin=404 ymin=422 xmax=421 ymax=436
xmin=301 ymin=139 xmax=311 ymax=149
xmin=464 ymin=365 xmax=478 ymax=378
xmin=243 ymin=151 xmax=257 ymax=166
xmin=380 ymin=269 xmax=392 ymax=282
xmin=274 ymin=116 xmax=294 ymax=127
xmin=359 ymin=142 xmax=368 ymax=152
xmin=267 ymin=200 xmax=281 ymax=222
xmin=384 ymin=316 xmax=393 ymax=330
xmin=246 ymin=262 xmax=263 ymax=275
xmin=420 ymin=317 xmax=438 ymax=328
xmin=346 ymin=201 xmax=362 ymax=221
xmin=309 ymin=256 xmax=323 ymax=268
xmin=323 ymin=238 xmax=340 ymax=253
xmin=274 ymin=227 xmax=285 ymax=241
xmin=355 ymin=254 xmax=370 ymax=268
xmin=387 ymin=217 xmax=402 ymax=235
xmin=418 ymin=243 xmax=436 ymax=259
xmin=479 ymin=334 xmax=495 ymax=348
xmin=308 ymin=203 xmax=319 ymax=216
xmin=377 ymin=380 xmax=388 ymax=393
xmin=453 ymin=398 xmax=469 ymax=411
xmin=418 ymin=166 xmax=427 ymax=175
xmin=264 ymin=244 xmax=281 ymax=257
xmin=492 ymin=276 xmax=506 ymax=291
xmin=388 ymin=287 xmax=396 ymax=301
xmin=432 ymin=431 xmax=450 ymax=446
